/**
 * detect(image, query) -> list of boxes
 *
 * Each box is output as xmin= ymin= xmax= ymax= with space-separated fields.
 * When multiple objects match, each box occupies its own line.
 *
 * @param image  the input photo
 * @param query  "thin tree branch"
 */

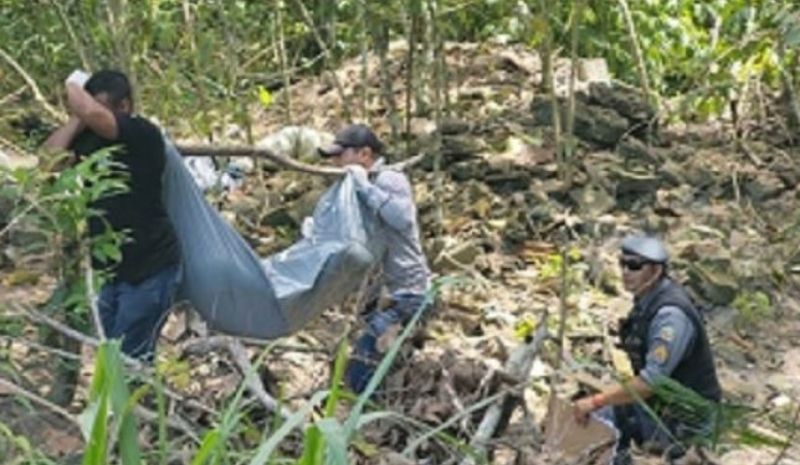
xmin=289 ymin=0 xmax=352 ymax=119
xmin=180 ymin=335 xmax=290 ymax=421
xmin=227 ymin=338 xmax=289 ymax=420
xmin=374 ymin=21 xmax=401 ymax=141
xmin=11 ymin=302 xmax=218 ymax=416
xmin=133 ymin=405 xmax=200 ymax=442
xmin=0 ymin=85 xmax=27 ymax=107
xmin=359 ymin=0 xmax=369 ymax=120
xmin=772 ymin=399 xmax=800 ymax=465
xmin=47 ymin=0 xmax=92 ymax=71
xmin=428 ymin=0 xmax=445 ymax=238
xmin=0 ymin=335 xmax=83 ymax=361
xmin=0 ymin=376 xmax=79 ymax=427
xmin=275 ymin=1 xmax=293 ymax=125
xmin=556 ymin=243 xmax=569 ymax=367
xmin=405 ymin=0 xmax=418 ymax=156
xmin=778 ymin=43 xmax=800 ymax=142
xmin=0 ymin=375 xmax=200 ymax=443
xmin=174 ymin=143 xmax=425 ymax=175
xmin=84 ymin=251 xmax=105 ymax=340
xmin=563 ymin=0 xmax=582 ymax=184
xmin=0 ymin=47 xmax=66 ymax=122
xmin=618 ymin=0 xmax=656 ymax=111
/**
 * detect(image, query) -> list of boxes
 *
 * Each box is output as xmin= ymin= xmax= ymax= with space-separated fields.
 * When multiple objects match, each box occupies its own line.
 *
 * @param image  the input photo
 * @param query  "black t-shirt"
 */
xmin=70 ymin=113 xmax=180 ymax=284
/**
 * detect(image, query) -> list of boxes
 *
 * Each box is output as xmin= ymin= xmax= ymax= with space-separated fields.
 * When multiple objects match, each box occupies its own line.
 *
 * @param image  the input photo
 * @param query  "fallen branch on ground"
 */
xmin=0 ymin=374 xmax=201 ymax=443
xmin=15 ymin=303 xmax=298 ymax=424
xmin=182 ymin=335 xmax=289 ymax=421
xmin=0 ymin=376 xmax=78 ymax=427
xmin=12 ymin=302 xmax=217 ymax=416
xmin=0 ymin=335 xmax=83 ymax=361
xmin=133 ymin=405 xmax=200 ymax=442
xmin=180 ymin=334 xmax=328 ymax=354
xmin=459 ymin=317 xmax=550 ymax=465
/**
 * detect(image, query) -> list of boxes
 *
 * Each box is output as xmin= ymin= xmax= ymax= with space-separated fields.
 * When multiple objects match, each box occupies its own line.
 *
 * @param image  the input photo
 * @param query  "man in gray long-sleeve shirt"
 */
xmin=318 ymin=124 xmax=432 ymax=392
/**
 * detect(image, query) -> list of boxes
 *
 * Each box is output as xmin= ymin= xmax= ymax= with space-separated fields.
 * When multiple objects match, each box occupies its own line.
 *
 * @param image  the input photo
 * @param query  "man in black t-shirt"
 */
xmin=43 ymin=69 xmax=180 ymax=360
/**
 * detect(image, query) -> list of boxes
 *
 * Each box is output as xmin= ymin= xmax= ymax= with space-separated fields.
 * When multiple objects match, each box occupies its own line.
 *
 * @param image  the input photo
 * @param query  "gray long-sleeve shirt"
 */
xmin=359 ymin=169 xmax=431 ymax=296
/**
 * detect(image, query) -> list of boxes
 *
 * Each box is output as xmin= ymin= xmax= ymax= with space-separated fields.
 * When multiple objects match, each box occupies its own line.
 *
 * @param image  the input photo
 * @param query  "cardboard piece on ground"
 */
xmin=543 ymin=396 xmax=616 ymax=465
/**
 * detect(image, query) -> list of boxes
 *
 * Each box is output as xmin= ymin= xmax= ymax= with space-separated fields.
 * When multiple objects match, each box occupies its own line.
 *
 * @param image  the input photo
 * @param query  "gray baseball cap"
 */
xmin=620 ymin=235 xmax=669 ymax=263
xmin=318 ymin=124 xmax=384 ymax=158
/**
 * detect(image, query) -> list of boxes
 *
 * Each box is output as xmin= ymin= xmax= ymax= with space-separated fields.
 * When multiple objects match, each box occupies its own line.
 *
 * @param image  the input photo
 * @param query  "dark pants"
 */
xmin=345 ymin=293 xmax=432 ymax=393
xmin=98 ymin=264 xmax=180 ymax=360
xmin=596 ymin=404 xmax=709 ymax=463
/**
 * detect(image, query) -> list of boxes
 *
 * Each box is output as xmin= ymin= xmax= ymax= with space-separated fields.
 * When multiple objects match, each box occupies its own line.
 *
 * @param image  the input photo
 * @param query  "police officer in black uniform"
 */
xmin=573 ymin=236 xmax=722 ymax=465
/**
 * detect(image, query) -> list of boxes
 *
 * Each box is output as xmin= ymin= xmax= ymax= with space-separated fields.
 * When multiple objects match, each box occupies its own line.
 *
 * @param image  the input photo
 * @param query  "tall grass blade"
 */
xmin=155 ymin=374 xmax=169 ymax=465
xmin=80 ymin=341 xmax=141 ymax=465
xmin=192 ymin=343 xmax=277 ymax=465
xmin=316 ymin=418 xmax=348 ymax=465
xmin=192 ymin=431 xmax=222 ymax=465
xmin=297 ymin=340 xmax=349 ymax=465
xmin=249 ymin=390 xmax=329 ymax=465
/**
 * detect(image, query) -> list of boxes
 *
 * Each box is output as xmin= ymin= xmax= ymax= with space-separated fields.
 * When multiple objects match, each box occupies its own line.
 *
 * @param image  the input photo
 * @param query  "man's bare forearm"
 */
xmin=66 ymin=84 xmax=118 ymax=140
xmin=599 ymin=376 xmax=653 ymax=407
xmin=42 ymin=116 xmax=84 ymax=151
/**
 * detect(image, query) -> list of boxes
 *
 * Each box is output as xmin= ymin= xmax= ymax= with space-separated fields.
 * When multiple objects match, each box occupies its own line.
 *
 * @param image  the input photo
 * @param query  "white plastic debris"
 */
xmin=183 ymin=156 xmax=245 ymax=192
xmin=256 ymin=126 xmax=334 ymax=161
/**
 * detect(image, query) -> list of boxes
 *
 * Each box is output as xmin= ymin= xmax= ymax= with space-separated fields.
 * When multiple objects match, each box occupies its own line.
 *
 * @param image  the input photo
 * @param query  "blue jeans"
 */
xmin=345 ymin=293 xmax=432 ymax=393
xmin=98 ymin=264 xmax=181 ymax=360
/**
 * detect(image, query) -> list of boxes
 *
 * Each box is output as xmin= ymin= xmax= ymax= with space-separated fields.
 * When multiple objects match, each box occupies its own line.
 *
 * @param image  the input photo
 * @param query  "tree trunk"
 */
xmin=374 ymin=20 xmax=401 ymax=141
xmin=276 ymin=0 xmax=293 ymax=125
xmin=428 ymin=0 xmax=444 ymax=237
xmin=405 ymin=0 xmax=421 ymax=155
xmin=360 ymin=0 xmax=370 ymax=121
xmin=563 ymin=0 xmax=582 ymax=185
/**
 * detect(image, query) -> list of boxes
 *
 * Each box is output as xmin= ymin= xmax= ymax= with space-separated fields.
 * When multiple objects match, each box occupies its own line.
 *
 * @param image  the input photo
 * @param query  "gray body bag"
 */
xmin=162 ymin=140 xmax=383 ymax=338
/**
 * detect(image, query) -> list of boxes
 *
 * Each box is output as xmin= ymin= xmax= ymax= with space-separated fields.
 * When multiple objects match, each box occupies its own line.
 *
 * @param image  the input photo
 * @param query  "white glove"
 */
xmin=301 ymin=217 xmax=315 ymax=239
xmin=65 ymin=69 xmax=90 ymax=88
xmin=345 ymin=164 xmax=370 ymax=190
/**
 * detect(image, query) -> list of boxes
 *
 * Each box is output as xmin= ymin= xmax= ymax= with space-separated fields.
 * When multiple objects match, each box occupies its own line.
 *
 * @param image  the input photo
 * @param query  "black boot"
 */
xmin=663 ymin=443 xmax=688 ymax=464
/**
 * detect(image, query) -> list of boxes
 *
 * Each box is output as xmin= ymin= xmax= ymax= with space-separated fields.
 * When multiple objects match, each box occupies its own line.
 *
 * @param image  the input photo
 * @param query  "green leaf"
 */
xmin=192 ymin=430 xmax=222 ymax=465
xmin=155 ymin=374 xmax=169 ymax=465
xmin=81 ymin=389 xmax=109 ymax=465
xmin=79 ymin=342 xmax=141 ymax=465
xmin=297 ymin=425 xmax=323 ymax=465
xmin=316 ymin=418 xmax=348 ymax=465
xmin=77 ymin=399 xmax=103 ymax=442
xmin=249 ymin=390 xmax=329 ymax=465
xmin=257 ymin=85 xmax=273 ymax=109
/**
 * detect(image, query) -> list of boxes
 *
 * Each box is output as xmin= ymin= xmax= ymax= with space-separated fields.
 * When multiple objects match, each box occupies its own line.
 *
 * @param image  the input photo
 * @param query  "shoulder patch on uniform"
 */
xmin=652 ymin=343 xmax=669 ymax=364
xmin=658 ymin=325 xmax=676 ymax=342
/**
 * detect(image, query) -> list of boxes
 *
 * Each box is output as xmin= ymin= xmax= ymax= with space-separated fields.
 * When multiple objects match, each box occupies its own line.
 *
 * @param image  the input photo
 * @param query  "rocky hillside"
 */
xmin=2 ymin=41 xmax=799 ymax=464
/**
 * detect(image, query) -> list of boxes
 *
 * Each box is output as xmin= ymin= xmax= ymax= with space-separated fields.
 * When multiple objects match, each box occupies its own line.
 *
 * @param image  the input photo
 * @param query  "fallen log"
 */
xmin=459 ymin=317 xmax=550 ymax=465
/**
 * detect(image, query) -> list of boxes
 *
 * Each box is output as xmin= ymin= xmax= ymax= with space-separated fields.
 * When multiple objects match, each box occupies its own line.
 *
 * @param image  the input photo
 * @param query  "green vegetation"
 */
xmin=1 ymin=1 xmax=798 ymax=145
xmin=732 ymin=290 xmax=773 ymax=331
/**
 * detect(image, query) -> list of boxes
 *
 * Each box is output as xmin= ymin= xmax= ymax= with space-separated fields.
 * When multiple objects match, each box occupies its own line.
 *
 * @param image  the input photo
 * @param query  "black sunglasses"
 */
xmin=619 ymin=257 xmax=648 ymax=271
